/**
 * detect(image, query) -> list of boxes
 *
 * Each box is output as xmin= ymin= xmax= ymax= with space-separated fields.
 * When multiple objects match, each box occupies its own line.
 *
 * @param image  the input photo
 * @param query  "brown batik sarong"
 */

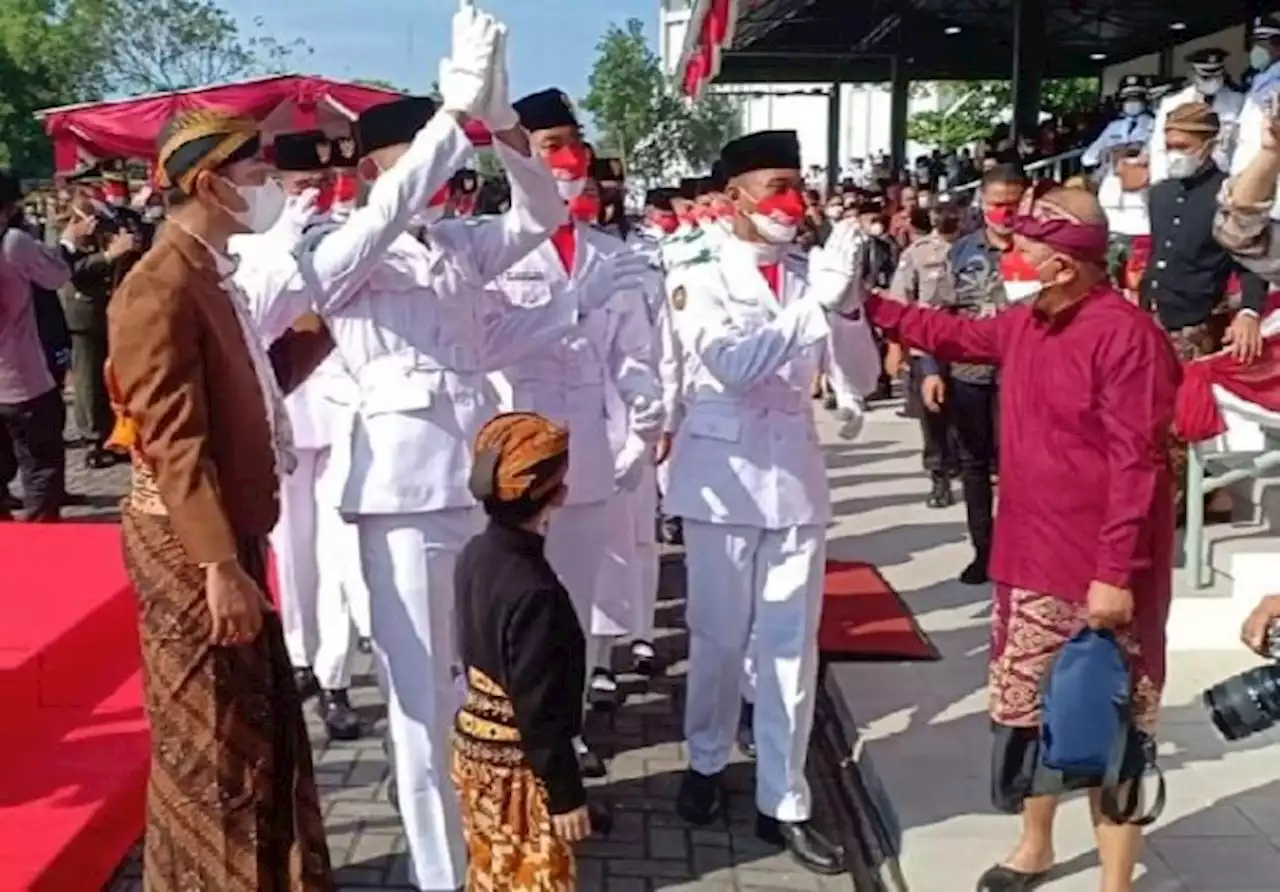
xmin=451 ymin=668 xmax=575 ymax=892
xmin=121 ymin=503 xmax=332 ymax=892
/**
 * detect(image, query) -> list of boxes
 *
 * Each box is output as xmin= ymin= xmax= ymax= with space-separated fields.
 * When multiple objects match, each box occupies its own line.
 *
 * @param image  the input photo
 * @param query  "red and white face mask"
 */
xmin=648 ymin=210 xmax=679 ymax=234
xmin=742 ymin=188 xmax=805 ymax=244
xmin=567 ymin=192 xmax=601 ymax=224
xmin=546 ymin=144 xmax=591 ymax=200
xmin=998 ymin=247 xmax=1044 ymax=302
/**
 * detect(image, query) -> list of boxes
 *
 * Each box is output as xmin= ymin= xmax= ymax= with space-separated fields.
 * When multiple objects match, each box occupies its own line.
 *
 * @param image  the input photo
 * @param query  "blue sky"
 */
xmin=220 ymin=0 xmax=661 ymax=102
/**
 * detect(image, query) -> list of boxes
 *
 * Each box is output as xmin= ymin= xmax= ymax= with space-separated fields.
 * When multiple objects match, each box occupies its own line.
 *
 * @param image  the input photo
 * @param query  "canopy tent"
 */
xmin=678 ymin=0 xmax=1269 ymax=93
xmin=37 ymin=74 xmax=493 ymax=175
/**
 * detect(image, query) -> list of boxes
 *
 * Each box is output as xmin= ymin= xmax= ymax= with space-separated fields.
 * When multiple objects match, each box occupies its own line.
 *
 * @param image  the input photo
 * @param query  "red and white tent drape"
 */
xmin=677 ymin=0 xmax=740 ymax=99
xmin=38 ymin=74 xmax=493 ymax=175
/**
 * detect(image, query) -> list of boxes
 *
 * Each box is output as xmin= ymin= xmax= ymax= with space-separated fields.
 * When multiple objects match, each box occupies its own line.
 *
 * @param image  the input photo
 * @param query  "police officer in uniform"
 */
xmin=1084 ymin=74 xmax=1155 ymax=280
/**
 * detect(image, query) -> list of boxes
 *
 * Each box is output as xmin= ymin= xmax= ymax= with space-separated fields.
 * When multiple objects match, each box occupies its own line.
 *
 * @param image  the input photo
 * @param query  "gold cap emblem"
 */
xmin=316 ymin=141 xmax=332 ymax=165
xmin=671 ymin=285 xmax=686 ymax=311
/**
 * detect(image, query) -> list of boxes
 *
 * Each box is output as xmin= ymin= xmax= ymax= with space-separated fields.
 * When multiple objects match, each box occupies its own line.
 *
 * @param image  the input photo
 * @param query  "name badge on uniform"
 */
xmin=502 ymin=270 xmax=546 ymax=283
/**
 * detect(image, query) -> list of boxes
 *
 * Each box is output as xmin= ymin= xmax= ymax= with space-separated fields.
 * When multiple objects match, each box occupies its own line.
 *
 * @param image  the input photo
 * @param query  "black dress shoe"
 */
xmin=631 ymin=640 xmax=659 ymax=678
xmin=737 ymin=700 xmax=756 ymax=759
xmin=959 ymin=549 xmax=990 ymax=586
xmin=357 ymin=636 xmax=373 ymax=654
xmin=975 ymin=864 xmax=1050 ymax=891
xmin=84 ymin=446 xmax=117 ymax=469
xmin=660 ymin=515 xmax=684 ymax=547
xmin=574 ymin=739 xmax=607 ymax=779
xmin=293 ymin=668 xmax=320 ymax=701
xmin=588 ymin=668 xmax=620 ymax=711
xmin=320 ymin=689 xmax=362 ymax=741
xmin=755 ymin=813 xmax=845 ymax=875
xmin=676 ymin=769 xmax=727 ymax=826
xmin=926 ymin=476 xmax=954 ymax=509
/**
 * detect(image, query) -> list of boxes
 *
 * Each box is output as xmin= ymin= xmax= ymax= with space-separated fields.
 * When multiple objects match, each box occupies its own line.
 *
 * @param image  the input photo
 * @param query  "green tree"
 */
xmin=99 ymin=0 xmax=312 ymax=93
xmin=908 ymin=78 xmax=1100 ymax=152
xmin=0 ymin=0 xmax=114 ymax=176
xmin=582 ymin=17 xmax=740 ymax=184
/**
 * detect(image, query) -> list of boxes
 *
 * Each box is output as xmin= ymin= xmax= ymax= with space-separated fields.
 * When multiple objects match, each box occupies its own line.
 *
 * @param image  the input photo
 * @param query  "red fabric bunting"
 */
xmin=1174 ymin=338 xmax=1280 ymax=443
xmin=40 ymin=75 xmax=493 ymax=173
xmin=679 ymin=0 xmax=738 ymax=98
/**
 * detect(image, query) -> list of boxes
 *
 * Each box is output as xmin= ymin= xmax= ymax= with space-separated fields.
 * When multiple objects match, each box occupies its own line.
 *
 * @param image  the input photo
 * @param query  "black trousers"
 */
xmin=0 ymin=387 xmax=66 ymax=521
xmin=910 ymin=363 xmax=997 ymax=551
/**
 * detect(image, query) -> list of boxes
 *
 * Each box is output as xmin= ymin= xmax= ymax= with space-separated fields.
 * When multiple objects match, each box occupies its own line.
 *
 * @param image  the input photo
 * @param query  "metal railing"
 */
xmin=943 ymin=146 xmax=1087 ymax=198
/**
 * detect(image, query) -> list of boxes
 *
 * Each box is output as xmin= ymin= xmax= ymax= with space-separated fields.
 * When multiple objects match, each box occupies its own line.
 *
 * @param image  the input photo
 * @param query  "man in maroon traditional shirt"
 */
xmin=866 ymin=186 xmax=1180 ymax=892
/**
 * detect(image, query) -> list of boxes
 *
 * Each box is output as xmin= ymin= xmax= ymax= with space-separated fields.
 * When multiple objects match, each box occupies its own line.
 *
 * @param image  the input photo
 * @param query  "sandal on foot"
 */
xmin=975 ymin=864 xmax=1050 ymax=892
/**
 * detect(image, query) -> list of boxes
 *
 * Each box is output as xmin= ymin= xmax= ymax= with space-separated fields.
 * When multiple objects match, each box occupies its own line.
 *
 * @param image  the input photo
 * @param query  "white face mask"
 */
xmin=867 ymin=222 xmax=885 ymax=237
xmin=1195 ymin=77 xmax=1223 ymax=97
xmin=825 ymin=207 xmax=842 ymax=220
xmin=1252 ymin=45 xmax=1274 ymax=71
xmin=228 ymin=180 xmax=285 ymax=233
xmin=918 ymin=195 xmax=932 ymax=208
xmin=750 ymin=214 xmax=797 ymax=244
xmin=1166 ymin=149 xmax=1205 ymax=179
xmin=1004 ymin=280 xmax=1044 ymax=303
xmin=1122 ymin=99 xmax=1145 ymax=117
xmin=556 ymin=178 xmax=585 ymax=201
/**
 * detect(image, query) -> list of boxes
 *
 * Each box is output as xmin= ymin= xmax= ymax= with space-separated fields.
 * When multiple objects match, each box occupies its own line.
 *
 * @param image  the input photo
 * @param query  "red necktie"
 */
xmin=551 ymin=224 xmax=576 ymax=274
xmin=759 ymin=262 xmax=781 ymax=299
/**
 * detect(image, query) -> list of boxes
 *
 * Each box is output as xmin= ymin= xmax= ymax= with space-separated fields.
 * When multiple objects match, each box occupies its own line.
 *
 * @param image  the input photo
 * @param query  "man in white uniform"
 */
xmin=1150 ymin=48 xmax=1244 ymax=184
xmin=665 ymin=130 xmax=868 ymax=874
xmin=492 ymin=89 xmax=660 ymax=763
xmin=289 ymin=10 xmax=549 ymax=888
xmin=1083 ymin=74 xmax=1154 ymax=281
xmin=234 ymin=130 xmax=361 ymax=739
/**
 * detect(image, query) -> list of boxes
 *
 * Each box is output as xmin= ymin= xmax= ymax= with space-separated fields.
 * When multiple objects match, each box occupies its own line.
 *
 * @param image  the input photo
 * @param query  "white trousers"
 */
xmin=359 ymin=508 xmax=482 ymax=892
xmin=271 ymin=447 xmax=355 ymax=691
xmin=626 ymin=465 xmax=660 ymax=643
xmin=546 ymin=502 xmax=612 ymax=675
xmin=683 ymin=520 xmax=826 ymax=822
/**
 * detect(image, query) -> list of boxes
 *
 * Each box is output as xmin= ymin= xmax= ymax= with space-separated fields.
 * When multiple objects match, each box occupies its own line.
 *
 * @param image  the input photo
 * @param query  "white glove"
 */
xmin=837 ymin=400 xmax=866 ymax=442
xmin=478 ymin=24 xmax=519 ymax=132
xmin=266 ymin=188 xmax=319 ymax=248
xmin=613 ymin=434 xmax=648 ymax=492
xmin=809 ymin=218 xmax=861 ymax=312
xmin=580 ymin=251 xmax=653 ymax=314
xmin=438 ymin=0 xmax=498 ymax=118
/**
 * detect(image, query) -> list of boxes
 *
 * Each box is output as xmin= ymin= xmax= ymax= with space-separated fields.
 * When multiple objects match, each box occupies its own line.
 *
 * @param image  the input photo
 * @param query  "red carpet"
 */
xmin=0 ymin=522 xmax=148 ymax=892
xmin=819 ymin=560 xmax=939 ymax=661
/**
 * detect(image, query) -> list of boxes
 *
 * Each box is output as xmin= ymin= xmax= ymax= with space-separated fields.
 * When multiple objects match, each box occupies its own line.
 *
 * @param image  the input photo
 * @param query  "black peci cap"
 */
xmin=645 ymin=187 xmax=677 ymax=210
xmin=678 ymin=178 xmax=700 ymax=200
xmin=272 ymin=130 xmax=332 ymax=172
xmin=719 ymin=130 xmax=802 ymax=179
xmin=356 ymin=96 xmax=438 ymax=156
xmin=513 ymin=88 xmax=579 ymax=132
xmin=710 ymin=160 xmax=727 ymax=191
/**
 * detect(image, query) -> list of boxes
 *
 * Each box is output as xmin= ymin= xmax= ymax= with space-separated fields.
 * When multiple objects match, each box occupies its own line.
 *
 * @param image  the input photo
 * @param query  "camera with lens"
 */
xmin=1203 ymin=620 xmax=1280 ymax=741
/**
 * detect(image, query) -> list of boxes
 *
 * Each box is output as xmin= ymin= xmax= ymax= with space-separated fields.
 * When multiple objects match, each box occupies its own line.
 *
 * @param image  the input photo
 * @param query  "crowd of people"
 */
xmin=7 ymin=5 xmax=1280 ymax=892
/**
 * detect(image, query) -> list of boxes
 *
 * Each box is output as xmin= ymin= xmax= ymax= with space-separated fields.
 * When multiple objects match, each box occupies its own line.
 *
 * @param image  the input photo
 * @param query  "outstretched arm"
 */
xmin=864 ymin=293 xmax=1006 ymax=366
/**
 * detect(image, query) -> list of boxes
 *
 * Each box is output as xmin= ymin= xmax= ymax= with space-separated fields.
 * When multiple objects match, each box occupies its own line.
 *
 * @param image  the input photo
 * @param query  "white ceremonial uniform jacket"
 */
xmin=303 ymin=134 xmax=575 ymax=516
xmin=492 ymin=224 xmax=662 ymax=507
xmin=1084 ymin=112 xmax=1155 ymax=237
xmin=230 ymin=222 xmax=344 ymax=452
xmin=1149 ymin=84 xmax=1244 ymax=184
xmin=1232 ymin=63 xmax=1280 ymax=218
xmin=663 ymin=238 xmax=834 ymax=531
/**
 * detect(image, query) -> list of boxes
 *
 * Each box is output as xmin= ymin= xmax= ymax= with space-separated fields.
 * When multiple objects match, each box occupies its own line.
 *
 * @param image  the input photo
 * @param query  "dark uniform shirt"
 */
xmin=454 ymin=522 xmax=587 ymax=814
xmin=1142 ymin=164 xmax=1269 ymax=330
xmin=931 ymin=228 xmax=1007 ymax=384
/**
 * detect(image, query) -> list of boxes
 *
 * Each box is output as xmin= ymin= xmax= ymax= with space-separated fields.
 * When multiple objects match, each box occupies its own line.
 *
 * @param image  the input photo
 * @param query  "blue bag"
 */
xmin=1040 ymin=628 xmax=1165 ymax=825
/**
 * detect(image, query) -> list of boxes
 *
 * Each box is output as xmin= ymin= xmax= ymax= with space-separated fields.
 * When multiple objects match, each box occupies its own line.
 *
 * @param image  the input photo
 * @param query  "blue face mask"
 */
xmin=1251 ymin=45 xmax=1274 ymax=72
